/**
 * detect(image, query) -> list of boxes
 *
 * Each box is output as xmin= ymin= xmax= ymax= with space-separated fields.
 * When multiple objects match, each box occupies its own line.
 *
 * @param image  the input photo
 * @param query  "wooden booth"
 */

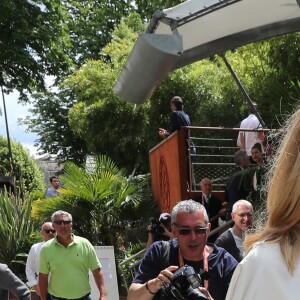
xmin=149 ymin=128 xmax=227 ymax=213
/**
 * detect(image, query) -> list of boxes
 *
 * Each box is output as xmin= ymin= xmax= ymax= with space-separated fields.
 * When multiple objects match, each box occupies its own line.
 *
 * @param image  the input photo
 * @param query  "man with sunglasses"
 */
xmin=39 ymin=210 xmax=107 ymax=300
xmin=26 ymin=221 xmax=56 ymax=297
xmin=128 ymin=200 xmax=237 ymax=300
xmin=215 ymin=200 xmax=253 ymax=262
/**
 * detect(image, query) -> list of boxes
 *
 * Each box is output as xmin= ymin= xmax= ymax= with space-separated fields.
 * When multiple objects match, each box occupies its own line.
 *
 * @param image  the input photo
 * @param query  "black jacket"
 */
xmin=215 ymin=229 xmax=243 ymax=262
xmin=194 ymin=193 xmax=223 ymax=243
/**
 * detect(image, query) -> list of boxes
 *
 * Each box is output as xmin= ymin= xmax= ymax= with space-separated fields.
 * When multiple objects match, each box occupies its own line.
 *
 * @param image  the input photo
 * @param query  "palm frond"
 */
xmin=0 ymin=192 xmax=36 ymax=267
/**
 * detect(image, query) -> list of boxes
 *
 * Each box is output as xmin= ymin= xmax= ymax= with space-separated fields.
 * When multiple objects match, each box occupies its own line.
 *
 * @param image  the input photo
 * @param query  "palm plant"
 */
xmin=0 ymin=191 xmax=37 ymax=269
xmin=32 ymin=155 xmax=152 ymax=246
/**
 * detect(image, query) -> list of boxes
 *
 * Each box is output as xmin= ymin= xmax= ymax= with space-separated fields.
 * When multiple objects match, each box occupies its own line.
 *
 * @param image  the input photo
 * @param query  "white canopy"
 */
xmin=114 ymin=0 xmax=300 ymax=104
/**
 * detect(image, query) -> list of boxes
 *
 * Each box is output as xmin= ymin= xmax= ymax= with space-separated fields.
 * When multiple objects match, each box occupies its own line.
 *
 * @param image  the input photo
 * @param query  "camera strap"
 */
xmin=178 ymin=247 xmax=209 ymax=289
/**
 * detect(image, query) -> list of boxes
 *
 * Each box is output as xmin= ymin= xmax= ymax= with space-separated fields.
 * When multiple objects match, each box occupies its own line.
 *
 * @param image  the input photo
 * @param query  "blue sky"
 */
xmin=0 ymin=91 xmax=39 ymax=157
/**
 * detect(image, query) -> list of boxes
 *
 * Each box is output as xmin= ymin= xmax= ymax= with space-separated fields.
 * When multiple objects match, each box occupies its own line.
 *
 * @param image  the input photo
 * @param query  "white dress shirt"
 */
xmin=25 ymin=241 xmax=45 ymax=287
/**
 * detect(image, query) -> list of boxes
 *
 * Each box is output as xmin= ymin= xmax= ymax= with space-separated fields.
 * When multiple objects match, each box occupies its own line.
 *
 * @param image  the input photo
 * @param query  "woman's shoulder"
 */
xmin=243 ymin=241 xmax=280 ymax=264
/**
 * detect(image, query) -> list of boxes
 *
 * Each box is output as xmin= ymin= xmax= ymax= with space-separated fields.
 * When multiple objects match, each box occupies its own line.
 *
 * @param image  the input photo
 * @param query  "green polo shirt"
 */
xmin=39 ymin=235 xmax=101 ymax=299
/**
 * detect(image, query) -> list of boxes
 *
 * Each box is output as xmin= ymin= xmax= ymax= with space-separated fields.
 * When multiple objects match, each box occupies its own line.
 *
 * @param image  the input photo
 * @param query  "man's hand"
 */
xmin=33 ymin=284 xmax=40 ymax=296
xmin=149 ymin=266 xmax=178 ymax=291
xmin=161 ymin=225 xmax=172 ymax=239
xmin=239 ymin=132 xmax=245 ymax=150
xmin=158 ymin=128 xmax=167 ymax=139
xmin=198 ymin=287 xmax=214 ymax=300
xmin=219 ymin=208 xmax=227 ymax=217
xmin=127 ymin=266 xmax=179 ymax=300
xmin=99 ymin=292 xmax=107 ymax=300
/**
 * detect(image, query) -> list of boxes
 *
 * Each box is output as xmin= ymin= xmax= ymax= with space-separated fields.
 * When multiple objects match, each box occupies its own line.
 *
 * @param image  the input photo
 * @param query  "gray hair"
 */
xmin=171 ymin=199 xmax=209 ymax=224
xmin=232 ymin=199 xmax=253 ymax=213
xmin=234 ymin=150 xmax=248 ymax=165
xmin=51 ymin=210 xmax=73 ymax=222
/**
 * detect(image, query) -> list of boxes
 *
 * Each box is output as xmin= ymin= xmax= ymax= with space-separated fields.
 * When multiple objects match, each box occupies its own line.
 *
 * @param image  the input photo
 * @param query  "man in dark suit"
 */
xmin=194 ymin=178 xmax=227 ymax=242
xmin=215 ymin=200 xmax=253 ymax=262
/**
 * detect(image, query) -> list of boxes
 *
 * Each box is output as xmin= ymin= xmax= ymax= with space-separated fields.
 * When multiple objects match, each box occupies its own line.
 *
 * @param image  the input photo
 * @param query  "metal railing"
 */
xmin=186 ymin=126 xmax=270 ymax=191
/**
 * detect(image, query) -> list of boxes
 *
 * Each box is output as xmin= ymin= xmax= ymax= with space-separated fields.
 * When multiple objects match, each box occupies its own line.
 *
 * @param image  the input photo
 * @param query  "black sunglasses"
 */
xmin=44 ymin=229 xmax=56 ymax=234
xmin=53 ymin=220 xmax=72 ymax=225
xmin=174 ymin=224 xmax=207 ymax=236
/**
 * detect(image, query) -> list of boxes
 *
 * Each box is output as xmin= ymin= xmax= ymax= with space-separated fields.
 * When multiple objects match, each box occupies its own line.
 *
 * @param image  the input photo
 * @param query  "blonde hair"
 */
xmin=244 ymin=107 xmax=300 ymax=274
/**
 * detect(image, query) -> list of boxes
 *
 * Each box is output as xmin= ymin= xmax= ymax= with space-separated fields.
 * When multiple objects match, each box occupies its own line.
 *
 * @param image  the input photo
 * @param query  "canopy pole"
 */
xmin=0 ymin=84 xmax=13 ymax=175
xmin=219 ymin=53 xmax=266 ymax=128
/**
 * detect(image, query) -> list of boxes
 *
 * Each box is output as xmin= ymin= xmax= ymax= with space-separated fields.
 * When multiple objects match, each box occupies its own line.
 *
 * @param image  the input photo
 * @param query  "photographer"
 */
xmin=128 ymin=200 xmax=237 ymax=300
xmin=146 ymin=213 xmax=173 ymax=249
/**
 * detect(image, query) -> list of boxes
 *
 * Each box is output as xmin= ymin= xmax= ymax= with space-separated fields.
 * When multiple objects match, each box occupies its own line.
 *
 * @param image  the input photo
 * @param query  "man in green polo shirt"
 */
xmin=39 ymin=210 xmax=107 ymax=300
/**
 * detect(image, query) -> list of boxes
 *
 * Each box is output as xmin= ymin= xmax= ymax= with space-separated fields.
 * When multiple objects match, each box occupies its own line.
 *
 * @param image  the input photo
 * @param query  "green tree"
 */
xmin=135 ymin=0 xmax=182 ymax=20
xmin=0 ymin=136 xmax=45 ymax=193
xmin=0 ymin=0 xmax=73 ymax=99
xmin=64 ymin=16 xmax=151 ymax=172
xmin=0 ymin=0 xmax=138 ymax=99
xmin=61 ymin=0 xmax=134 ymax=65
xmin=32 ymin=155 xmax=152 ymax=246
xmin=24 ymin=90 xmax=88 ymax=164
xmin=25 ymin=14 xmax=148 ymax=169
xmin=59 ymin=28 xmax=300 ymax=172
xmin=23 ymin=9 xmax=300 ymax=170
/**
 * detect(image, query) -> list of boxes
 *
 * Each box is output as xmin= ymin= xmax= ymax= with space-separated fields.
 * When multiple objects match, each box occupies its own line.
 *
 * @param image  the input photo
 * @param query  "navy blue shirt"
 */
xmin=166 ymin=110 xmax=191 ymax=150
xmin=133 ymin=239 xmax=237 ymax=300
xmin=167 ymin=110 xmax=191 ymax=134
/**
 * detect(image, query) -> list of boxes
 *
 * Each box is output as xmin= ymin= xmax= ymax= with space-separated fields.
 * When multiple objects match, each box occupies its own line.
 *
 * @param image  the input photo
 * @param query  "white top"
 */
xmin=226 ymin=242 xmax=300 ymax=300
xmin=25 ymin=241 xmax=45 ymax=287
xmin=239 ymin=114 xmax=262 ymax=155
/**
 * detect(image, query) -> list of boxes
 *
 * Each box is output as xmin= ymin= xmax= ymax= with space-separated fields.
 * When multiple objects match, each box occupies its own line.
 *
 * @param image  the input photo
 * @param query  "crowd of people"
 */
xmin=131 ymin=99 xmax=300 ymax=300
xmin=2 ymin=210 xmax=107 ymax=300
xmin=3 ymin=99 xmax=300 ymax=300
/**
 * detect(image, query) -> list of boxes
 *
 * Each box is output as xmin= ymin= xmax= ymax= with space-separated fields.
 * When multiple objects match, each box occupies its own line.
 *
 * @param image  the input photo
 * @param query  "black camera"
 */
xmin=161 ymin=265 xmax=210 ymax=300
xmin=150 ymin=218 xmax=166 ymax=242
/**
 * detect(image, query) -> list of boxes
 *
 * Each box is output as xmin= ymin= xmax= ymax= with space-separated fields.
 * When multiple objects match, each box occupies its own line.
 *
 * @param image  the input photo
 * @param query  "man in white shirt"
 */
xmin=238 ymin=105 xmax=264 ymax=156
xmin=215 ymin=200 xmax=253 ymax=262
xmin=26 ymin=222 xmax=56 ymax=296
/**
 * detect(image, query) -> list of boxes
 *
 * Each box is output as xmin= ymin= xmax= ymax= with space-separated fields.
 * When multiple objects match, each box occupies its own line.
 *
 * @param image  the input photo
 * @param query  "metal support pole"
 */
xmin=219 ymin=53 xmax=266 ymax=128
xmin=1 ymin=85 xmax=13 ymax=174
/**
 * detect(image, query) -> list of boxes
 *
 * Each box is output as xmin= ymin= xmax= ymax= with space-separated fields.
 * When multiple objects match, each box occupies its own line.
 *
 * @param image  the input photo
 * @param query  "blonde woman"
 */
xmin=226 ymin=107 xmax=300 ymax=300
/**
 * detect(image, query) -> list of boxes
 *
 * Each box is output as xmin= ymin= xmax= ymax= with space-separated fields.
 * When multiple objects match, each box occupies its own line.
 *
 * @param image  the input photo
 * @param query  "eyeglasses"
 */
xmin=53 ymin=220 xmax=72 ymax=225
xmin=234 ymin=212 xmax=253 ymax=218
xmin=173 ymin=224 xmax=207 ymax=236
xmin=43 ymin=229 xmax=56 ymax=234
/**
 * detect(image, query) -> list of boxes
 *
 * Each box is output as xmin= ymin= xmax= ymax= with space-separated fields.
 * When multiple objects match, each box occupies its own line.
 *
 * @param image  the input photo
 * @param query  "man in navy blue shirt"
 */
xmin=158 ymin=96 xmax=195 ymax=188
xmin=158 ymin=96 xmax=191 ymax=148
xmin=128 ymin=200 xmax=237 ymax=300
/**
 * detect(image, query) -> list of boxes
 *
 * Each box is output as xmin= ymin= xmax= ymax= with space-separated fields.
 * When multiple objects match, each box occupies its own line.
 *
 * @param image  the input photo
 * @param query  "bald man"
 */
xmin=26 ymin=222 xmax=56 ymax=296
